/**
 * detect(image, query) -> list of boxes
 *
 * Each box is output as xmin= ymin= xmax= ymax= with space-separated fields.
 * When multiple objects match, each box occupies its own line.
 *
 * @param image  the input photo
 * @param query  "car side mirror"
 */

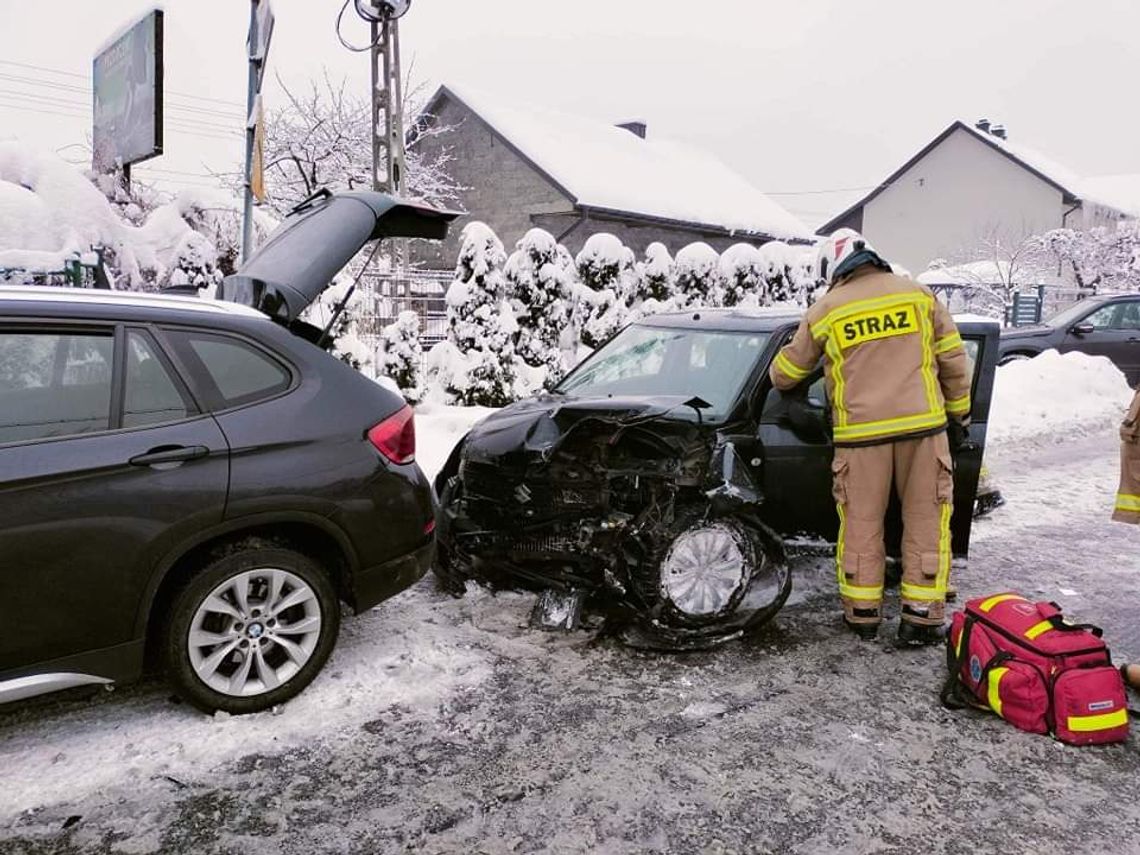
xmin=1070 ymin=322 xmax=1095 ymax=336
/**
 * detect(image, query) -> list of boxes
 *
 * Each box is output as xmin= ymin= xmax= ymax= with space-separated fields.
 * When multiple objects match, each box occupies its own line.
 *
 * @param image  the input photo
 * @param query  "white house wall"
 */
xmin=861 ymin=127 xmax=1065 ymax=273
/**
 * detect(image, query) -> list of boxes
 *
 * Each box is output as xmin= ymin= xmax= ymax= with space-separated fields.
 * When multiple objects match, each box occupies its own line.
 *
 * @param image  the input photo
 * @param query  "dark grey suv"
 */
xmin=999 ymin=294 xmax=1140 ymax=384
xmin=0 ymin=191 xmax=456 ymax=713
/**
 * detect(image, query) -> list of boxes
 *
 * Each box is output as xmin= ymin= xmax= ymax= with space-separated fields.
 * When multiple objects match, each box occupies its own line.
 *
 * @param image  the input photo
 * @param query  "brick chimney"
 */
xmin=975 ymin=118 xmax=991 ymax=133
xmin=991 ymin=124 xmax=1007 ymax=140
xmin=616 ymin=120 xmax=647 ymax=139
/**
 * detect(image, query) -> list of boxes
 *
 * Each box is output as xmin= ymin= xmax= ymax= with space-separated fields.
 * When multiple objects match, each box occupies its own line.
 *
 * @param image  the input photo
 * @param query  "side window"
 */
xmin=0 ymin=330 xmax=113 ymax=444
xmin=123 ymin=330 xmax=195 ymax=428
xmin=167 ymin=330 xmax=291 ymax=409
xmin=1116 ymin=301 xmax=1140 ymax=331
xmin=1084 ymin=304 xmax=1118 ymax=330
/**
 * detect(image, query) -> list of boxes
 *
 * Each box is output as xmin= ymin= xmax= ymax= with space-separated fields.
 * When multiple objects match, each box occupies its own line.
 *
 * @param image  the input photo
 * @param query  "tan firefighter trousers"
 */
xmin=832 ymin=432 xmax=954 ymax=627
xmin=1113 ymin=389 xmax=1140 ymax=524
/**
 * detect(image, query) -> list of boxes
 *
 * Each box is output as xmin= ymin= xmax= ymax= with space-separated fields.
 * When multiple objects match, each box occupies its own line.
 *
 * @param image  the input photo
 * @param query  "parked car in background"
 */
xmin=434 ymin=309 xmax=1000 ymax=649
xmin=999 ymin=294 xmax=1140 ymax=384
xmin=0 ymin=191 xmax=457 ymax=714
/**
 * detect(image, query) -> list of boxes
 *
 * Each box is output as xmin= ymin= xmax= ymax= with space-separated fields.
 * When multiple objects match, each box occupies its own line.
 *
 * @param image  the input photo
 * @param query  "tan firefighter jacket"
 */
xmin=770 ymin=267 xmax=972 ymax=446
xmin=1114 ymin=387 xmax=1140 ymax=523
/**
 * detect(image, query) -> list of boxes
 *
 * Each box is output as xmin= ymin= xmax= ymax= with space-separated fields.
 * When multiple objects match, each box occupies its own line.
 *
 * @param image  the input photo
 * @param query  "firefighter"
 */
xmin=1111 ymin=385 xmax=1140 ymax=524
xmin=770 ymin=229 xmax=972 ymax=645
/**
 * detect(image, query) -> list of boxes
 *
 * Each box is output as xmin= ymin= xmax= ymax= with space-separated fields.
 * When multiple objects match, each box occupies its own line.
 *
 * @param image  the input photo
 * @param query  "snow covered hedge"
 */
xmin=423 ymin=222 xmax=822 ymax=407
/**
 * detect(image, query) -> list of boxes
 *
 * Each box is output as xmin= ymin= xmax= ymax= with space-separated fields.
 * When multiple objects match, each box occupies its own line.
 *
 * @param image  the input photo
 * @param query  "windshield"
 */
xmin=556 ymin=325 xmax=770 ymax=420
xmin=1044 ymin=298 xmax=1105 ymax=329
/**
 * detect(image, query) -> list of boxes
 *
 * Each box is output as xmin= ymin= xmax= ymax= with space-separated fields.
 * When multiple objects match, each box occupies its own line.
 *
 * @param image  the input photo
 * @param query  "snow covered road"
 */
xmin=2 ymin=421 xmax=1138 ymax=853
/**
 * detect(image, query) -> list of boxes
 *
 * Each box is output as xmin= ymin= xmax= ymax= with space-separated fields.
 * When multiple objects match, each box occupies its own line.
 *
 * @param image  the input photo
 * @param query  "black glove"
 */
xmin=947 ymin=418 xmax=970 ymax=453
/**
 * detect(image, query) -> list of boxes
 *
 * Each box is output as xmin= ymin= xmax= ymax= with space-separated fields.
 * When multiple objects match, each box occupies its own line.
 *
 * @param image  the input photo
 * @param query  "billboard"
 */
xmin=92 ymin=9 xmax=164 ymax=171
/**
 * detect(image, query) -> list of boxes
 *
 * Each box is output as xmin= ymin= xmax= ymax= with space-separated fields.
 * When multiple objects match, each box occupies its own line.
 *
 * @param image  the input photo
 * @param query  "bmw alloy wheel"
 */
xmin=187 ymin=568 xmax=324 ymax=697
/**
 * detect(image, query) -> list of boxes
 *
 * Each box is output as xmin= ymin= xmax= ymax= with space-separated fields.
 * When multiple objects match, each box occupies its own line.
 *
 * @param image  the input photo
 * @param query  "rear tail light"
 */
xmin=368 ymin=405 xmax=415 ymax=464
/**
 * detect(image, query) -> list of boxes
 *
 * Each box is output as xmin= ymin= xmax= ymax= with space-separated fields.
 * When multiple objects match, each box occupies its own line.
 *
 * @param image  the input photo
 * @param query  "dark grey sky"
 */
xmin=2 ymin=0 xmax=1136 ymax=226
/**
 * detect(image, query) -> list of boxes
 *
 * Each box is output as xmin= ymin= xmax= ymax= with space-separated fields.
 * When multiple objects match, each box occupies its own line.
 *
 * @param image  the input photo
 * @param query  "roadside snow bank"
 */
xmin=0 ymin=586 xmax=491 ymax=820
xmin=416 ymin=402 xmax=496 ymax=482
xmin=987 ymin=350 xmax=1133 ymax=449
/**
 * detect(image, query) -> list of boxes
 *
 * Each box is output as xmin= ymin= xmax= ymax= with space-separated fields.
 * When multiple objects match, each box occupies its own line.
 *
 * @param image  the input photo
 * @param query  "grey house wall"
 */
xmin=411 ymin=96 xmax=575 ymax=269
xmin=412 ymin=95 xmax=782 ymax=270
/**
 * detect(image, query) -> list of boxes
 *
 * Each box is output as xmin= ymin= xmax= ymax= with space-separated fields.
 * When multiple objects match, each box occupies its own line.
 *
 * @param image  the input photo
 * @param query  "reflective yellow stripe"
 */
xmin=1115 ymin=494 xmax=1140 ymax=512
xmin=835 ymin=502 xmax=883 ymax=603
xmin=774 ymin=350 xmax=812 ymax=382
xmin=945 ymin=394 xmax=971 ymax=416
xmin=979 ymin=593 xmax=1025 ymax=612
xmin=1067 ymin=709 xmax=1127 ymax=732
xmin=918 ymin=304 xmax=940 ymax=417
xmin=1025 ymin=620 xmax=1053 ymax=640
xmin=937 ymin=501 xmax=952 ymax=594
xmin=901 ymin=582 xmax=944 ymax=601
xmin=935 ymin=332 xmax=964 ymax=354
xmin=811 ymin=292 xmax=933 ymax=339
xmin=840 ymin=583 xmax=885 ymax=601
xmin=987 ymin=666 xmax=1009 ymax=717
xmin=832 ymin=410 xmax=947 ymax=443
xmin=825 ymin=331 xmax=848 ymax=428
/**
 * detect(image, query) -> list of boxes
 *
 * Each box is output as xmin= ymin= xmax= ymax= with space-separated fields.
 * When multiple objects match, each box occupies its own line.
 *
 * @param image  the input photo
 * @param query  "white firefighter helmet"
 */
xmin=815 ymin=228 xmax=890 ymax=287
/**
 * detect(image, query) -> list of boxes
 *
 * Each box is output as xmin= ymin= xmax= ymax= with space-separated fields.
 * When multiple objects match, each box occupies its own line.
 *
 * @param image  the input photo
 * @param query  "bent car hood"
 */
xmin=219 ymin=190 xmax=459 ymax=323
xmin=463 ymin=395 xmax=703 ymax=463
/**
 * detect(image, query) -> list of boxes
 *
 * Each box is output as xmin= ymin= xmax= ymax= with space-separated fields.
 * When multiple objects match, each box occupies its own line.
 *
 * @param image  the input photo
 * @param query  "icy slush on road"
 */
xmin=433 ymin=308 xmax=1000 ymax=649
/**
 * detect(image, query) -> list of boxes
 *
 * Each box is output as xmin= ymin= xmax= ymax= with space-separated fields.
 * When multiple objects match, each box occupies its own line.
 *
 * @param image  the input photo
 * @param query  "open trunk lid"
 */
xmin=219 ymin=189 xmax=459 ymax=323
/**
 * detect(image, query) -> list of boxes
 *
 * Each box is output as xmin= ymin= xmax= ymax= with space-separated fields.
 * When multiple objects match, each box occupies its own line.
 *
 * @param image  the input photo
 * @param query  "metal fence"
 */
xmin=924 ymin=282 xmax=1095 ymax=327
xmin=354 ymin=268 xmax=451 ymax=357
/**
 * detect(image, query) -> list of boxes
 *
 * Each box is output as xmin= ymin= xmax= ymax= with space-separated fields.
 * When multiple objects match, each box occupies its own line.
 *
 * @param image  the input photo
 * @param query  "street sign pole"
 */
xmin=242 ymin=0 xmax=274 ymax=263
xmin=241 ymin=1 xmax=259 ymax=263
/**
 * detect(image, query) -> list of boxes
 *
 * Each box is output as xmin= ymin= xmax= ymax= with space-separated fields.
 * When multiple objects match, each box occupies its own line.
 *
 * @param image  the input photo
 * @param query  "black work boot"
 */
xmin=844 ymin=618 xmax=880 ymax=641
xmin=897 ymin=621 xmax=946 ymax=647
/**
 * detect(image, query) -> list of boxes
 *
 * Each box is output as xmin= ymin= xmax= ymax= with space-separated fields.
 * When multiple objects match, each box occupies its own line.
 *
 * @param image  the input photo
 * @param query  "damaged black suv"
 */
xmin=434 ymin=309 xmax=999 ymax=649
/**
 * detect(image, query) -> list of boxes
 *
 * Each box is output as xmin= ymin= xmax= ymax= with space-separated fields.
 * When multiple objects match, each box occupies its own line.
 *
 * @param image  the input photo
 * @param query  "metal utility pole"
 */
xmin=368 ymin=16 xmax=406 ymax=195
xmin=242 ymin=0 xmax=274 ymax=263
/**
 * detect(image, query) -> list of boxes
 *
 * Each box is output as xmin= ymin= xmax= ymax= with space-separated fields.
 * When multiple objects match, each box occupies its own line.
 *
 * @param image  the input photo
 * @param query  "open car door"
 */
xmin=755 ymin=316 xmax=1000 ymax=559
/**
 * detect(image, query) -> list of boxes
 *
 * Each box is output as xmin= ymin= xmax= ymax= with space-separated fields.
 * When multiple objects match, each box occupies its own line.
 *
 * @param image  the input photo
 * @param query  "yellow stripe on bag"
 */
xmin=979 ymin=593 xmax=1025 ymax=612
xmin=1025 ymin=620 xmax=1054 ymax=640
xmin=1067 ymin=709 xmax=1128 ymax=732
xmin=987 ymin=667 xmax=1009 ymax=717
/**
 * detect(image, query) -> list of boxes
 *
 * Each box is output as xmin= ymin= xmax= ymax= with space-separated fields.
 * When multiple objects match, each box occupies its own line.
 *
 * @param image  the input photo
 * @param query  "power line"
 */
xmin=0 ymin=100 xmax=243 ymax=144
xmin=0 ymin=88 xmax=244 ymax=136
xmin=0 ymin=58 xmax=246 ymax=109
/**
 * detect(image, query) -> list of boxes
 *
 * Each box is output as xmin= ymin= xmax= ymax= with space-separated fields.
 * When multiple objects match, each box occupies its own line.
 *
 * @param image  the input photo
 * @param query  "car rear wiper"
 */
xmin=288 ymin=188 xmax=333 ymax=216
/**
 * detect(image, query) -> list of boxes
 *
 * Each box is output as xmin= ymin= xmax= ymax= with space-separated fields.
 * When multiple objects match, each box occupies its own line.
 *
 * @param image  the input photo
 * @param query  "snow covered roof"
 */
xmin=1080 ymin=173 xmax=1140 ymax=217
xmin=819 ymin=120 xmax=1138 ymax=234
xmin=427 ymin=85 xmax=813 ymax=243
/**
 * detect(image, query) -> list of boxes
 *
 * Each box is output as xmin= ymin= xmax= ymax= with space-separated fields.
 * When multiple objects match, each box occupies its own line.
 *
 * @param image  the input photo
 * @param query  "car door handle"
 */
xmin=129 ymin=445 xmax=210 ymax=468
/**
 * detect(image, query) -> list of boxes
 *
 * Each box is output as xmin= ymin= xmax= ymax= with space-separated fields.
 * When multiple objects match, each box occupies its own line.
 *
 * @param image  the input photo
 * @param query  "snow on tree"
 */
xmin=673 ymin=242 xmax=722 ymax=308
xmin=718 ymin=243 xmax=767 ymax=307
xmin=445 ymin=221 xmax=516 ymax=406
xmin=1037 ymin=223 xmax=1140 ymax=293
xmin=755 ymin=240 xmax=819 ymax=305
xmin=225 ymin=72 xmax=462 ymax=218
xmin=378 ymin=310 xmax=424 ymax=401
xmin=576 ymin=233 xmax=636 ymax=347
xmin=504 ymin=227 xmax=575 ymax=387
xmin=633 ymin=242 xmax=675 ymax=303
xmin=301 ymin=273 xmax=375 ymax=374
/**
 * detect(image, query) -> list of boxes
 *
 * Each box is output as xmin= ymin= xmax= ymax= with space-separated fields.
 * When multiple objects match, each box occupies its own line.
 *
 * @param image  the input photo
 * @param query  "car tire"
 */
xmin=163 ymin=545 xmax=341 ymax=714
xmin=627 ymin=508 xmax=791 ymax=648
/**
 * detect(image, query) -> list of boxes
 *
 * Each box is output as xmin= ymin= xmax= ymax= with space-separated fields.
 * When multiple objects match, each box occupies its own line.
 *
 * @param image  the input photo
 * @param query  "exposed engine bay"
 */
xmin=433 ymin=396 xmax=791 ymax=650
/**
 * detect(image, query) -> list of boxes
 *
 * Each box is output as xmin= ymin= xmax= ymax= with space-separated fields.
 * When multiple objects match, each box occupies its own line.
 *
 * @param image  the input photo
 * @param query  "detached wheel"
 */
xmin=163 ymin=546 xmax=340 ymax=714
xmin=625 ymin=509 xmax=791 ymax=649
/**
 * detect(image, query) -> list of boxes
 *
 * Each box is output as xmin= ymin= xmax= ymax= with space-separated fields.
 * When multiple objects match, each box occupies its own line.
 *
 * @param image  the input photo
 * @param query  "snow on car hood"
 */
xmin=219 ymin=190 xmax=458 ymax=323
